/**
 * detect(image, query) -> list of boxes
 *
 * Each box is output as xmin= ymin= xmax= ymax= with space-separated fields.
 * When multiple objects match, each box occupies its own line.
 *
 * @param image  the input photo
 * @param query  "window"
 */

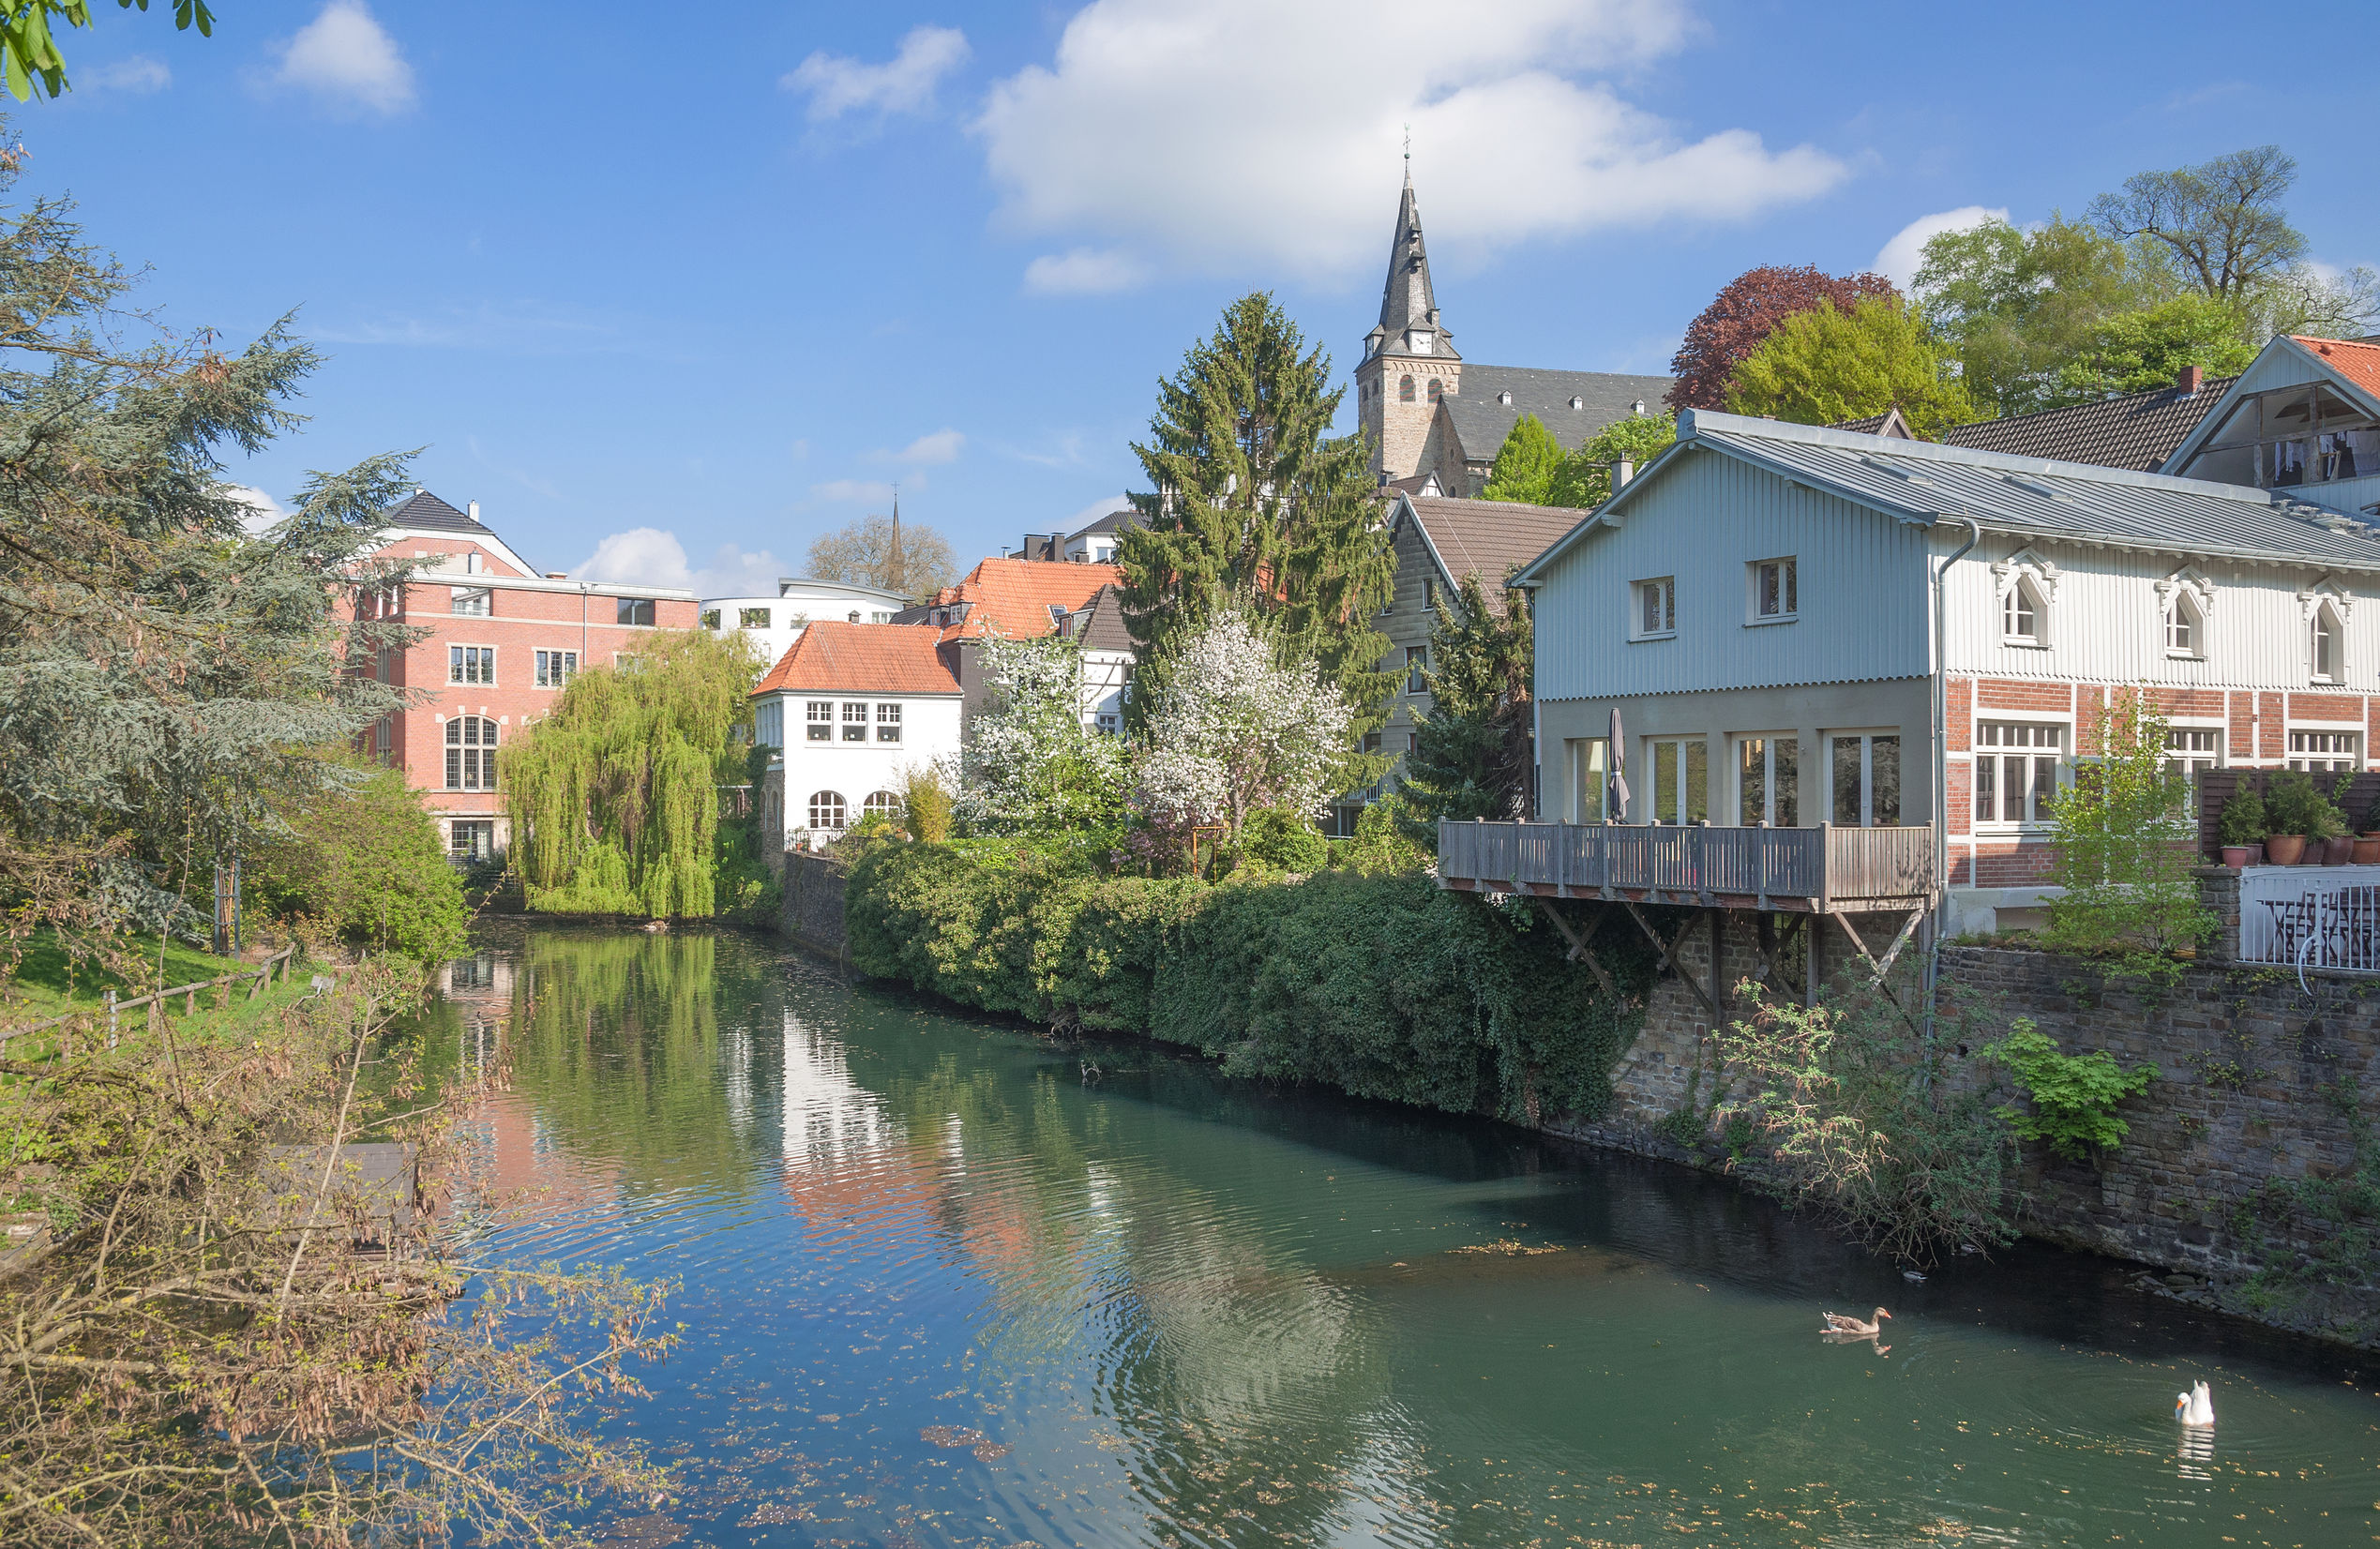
xmin=1648 ymin=737 xmax=1709 ymax=824
xmin=863 ymin=790 xmax=901 ymax=820
xmin=700 ymin=608 xmax=721 ymax=629
xmin=841 ymin=701 xmax=867 ymax=742
xmin=1737 ymin=736 xmax=1800 ymax=826
xmin=1404 ymin=730 xmax=1420 ymax=756
xmin=535 ymin=649 xmax=578 ymax=688
xmin=1362 ymin=731 xmax=1382 ymax=756
xmin=2165 ymin=727 xmax=2221 ymax=780
xmin=2289 ymin=729 xmax=2358 ymax=773
xmin=876 ymin=703 xmax=902 ymax=743
xmin=806 ymin=701 xmax=833 ymax=742
xmin=448 ymin=820 xmax=496 ymax=863
xmin=1426 ymin=378 xmax=1443 ymax=401
xmin=372 ymin=716 xmax=392 ymax=755
xmin=451 ymin=587 xmax=492 ymax=617
xmin=448 ymin=645 xmax=495 ymax=684
xmin=2311 ymin=600 xmax=2343 ymax=682
xmin=1633 ymin=578 xmax=1676 ymax=639
xmin=1830 ymin=734 xmax=1901 ymax=827
xmin=847 ymin=610 xmax=861 ymax=624
xmin=1751 ymin=557 xmax=1798 ymax=622
xmin=616 ymin=596 xmax=655 ymax=626
xmin=1096 ymin=712 xmax=1121 ymax=734
xmin=1423 ymin=577 xmax=1438 ymax=610
xmin=444 ymin=716 xmax=498 ymax=791
xmin=739 ymin=607 xmax=770 ymax=629
xmin=807 ymin=790 xmax=848 ymax=831
xmin=1974 ymin=722 xmax=2060 ymax=825
xmin=873 ymin=609 xmax=894 ymax=623
xmin=1399 ymin=375 xmax=1415 ymax=403
xmin=2001 ymin=576 xmax=2042 ymax=643
xmin=1570 ymin=737 xmax=1611 ymax=822
xmin=1405 ymin=645 xmax=1427 ymax=694
xmin=2165 ymin=592 xmax=2204 ymax=655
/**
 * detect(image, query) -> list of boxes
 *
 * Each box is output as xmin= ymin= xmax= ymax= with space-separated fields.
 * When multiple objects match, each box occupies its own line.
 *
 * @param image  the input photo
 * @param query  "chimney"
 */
xmin=467 ymin=500 xmax=480 ymax=521
xmin=1613 ymin=457 xmax=1635 ymax=489
xmin=2177 ymin=364 xmax=2205 ymax=396
xmin=545 ymin=571 xmax=567 ymax=579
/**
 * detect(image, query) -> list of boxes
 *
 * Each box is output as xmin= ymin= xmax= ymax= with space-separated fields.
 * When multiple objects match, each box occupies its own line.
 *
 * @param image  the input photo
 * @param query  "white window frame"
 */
xmin=738 ymin=606 xmax=771 ymax=629
xmin=1631 ymin=577 xmax=1676 ymax=641
xmin=1405 ymin=645 xmax=1428 ymax=694
xmin=444 ymin=714 xmax=499 ymax=792
xmin=1827 ymin=730 xmax=1905 ymax=828
xmin=450 ymin=586 xmax=492 ymax=618
xmin=1973 ymin=720 xmax=2066 ymax=829
xmin=1993 ymin=551 xmax=2056 ymax=649
xmin=2287 ymin=727 xmax=2360 ymax=773
xmin=2310 ymin=599 xmax=2346 ymax=684
xmin=840 ymin=701 xmax=868 ymax=743
xmin=876 ymin=702 xmax=902 ymax=743
xmin=1734 ymin=733 xmax=1800 ymax=827
xmin=862 ymin=790 xmax=901 ymax=820
xmin=448 ymin=644 xmax=496 ymax=685
xmin=806 ymin=700 xmax=834 ymax=742
xmin=1644 ymin=735 xmax=1708 ymax=824
xmin=1747 ymin=557 xmax=1798 ymax=625
xmin=2157 ymin=567 xmax=2212 ymax=660
xmin=534 ymin=648 xmax=578 ymax=689
xmin=1568 ymin=737 xmax=1612 ymax=823
xmin=806 ymin=790 xmax=848 ymax=831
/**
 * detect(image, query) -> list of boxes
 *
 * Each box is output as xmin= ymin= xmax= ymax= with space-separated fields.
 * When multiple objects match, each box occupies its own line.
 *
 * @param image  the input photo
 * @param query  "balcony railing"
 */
xmin=1436 ymin=820 xmax=1936 ymax=910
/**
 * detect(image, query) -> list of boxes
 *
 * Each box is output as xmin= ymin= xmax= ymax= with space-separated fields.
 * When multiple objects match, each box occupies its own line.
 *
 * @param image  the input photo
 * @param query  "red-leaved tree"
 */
xmin=1668 ymin=264 xmax=1900 ymax=411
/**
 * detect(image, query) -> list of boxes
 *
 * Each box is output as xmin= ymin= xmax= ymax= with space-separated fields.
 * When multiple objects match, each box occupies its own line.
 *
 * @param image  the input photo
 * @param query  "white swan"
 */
xmin=2175 ymin=1379 xmax=2216 ymax=1427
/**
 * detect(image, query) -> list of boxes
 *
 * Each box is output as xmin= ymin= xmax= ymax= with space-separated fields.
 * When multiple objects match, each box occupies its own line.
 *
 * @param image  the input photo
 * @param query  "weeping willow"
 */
xmin=503 ymin=628 xmax=761 ymax=918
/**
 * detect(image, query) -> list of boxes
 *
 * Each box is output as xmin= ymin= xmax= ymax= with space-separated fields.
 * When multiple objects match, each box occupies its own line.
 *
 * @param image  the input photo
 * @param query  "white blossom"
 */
xmin=1134 ymin=610 xmax=1355 ymax=833
xmin=957 ymin=630 xmax=1129 ymax=833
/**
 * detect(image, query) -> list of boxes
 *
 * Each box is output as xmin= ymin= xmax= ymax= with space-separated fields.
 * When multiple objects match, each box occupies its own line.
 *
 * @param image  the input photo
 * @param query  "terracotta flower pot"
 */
xmin=2326 ymin=835 xmax=2358 ymax=865
xmin=2221 ymin=844 xmax=2256 ymax=868
xmin=2266 ymin=834 xmax=2308 ymax=865
xmin=2356 ymin=837 xmax=2380 ymax=865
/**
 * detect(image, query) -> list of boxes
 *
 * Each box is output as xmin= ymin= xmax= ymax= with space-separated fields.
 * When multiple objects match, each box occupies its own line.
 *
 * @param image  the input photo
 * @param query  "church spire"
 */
xmin=1369 ymin=161 xmax=1455 ymax=361
xmin=885 ymin=487 xmax=906 ymax=595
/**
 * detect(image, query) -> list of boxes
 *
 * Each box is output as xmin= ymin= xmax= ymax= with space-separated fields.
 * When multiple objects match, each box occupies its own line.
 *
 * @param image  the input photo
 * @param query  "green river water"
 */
xmin=419 ymin=922 xmax=2380 ymax=1548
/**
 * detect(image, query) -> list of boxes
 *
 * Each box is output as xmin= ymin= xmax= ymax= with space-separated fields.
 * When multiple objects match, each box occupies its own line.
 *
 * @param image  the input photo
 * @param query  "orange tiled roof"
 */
xmin=751 ymin=620 xmax=959 ymax=698
xmin=931 ymin=556 xmax=1121 ymax=643
xmin=2295 ymin=336 xmax=2380 ymax=405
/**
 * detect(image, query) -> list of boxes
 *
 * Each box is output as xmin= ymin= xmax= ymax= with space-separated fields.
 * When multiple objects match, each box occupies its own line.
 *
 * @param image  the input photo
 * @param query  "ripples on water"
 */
xmin=413 ymin=923 xmax=2380 ymax=1548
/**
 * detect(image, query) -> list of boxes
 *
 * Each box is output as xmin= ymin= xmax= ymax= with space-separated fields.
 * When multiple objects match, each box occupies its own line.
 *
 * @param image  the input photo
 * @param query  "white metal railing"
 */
xmin=2238 ymin=866 xmax=2380 ymax=975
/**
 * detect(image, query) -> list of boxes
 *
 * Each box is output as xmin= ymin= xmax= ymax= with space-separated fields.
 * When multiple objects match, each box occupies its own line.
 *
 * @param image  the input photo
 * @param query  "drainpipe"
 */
xmin=1924 ymin=516 xmax=1982 ymax=1059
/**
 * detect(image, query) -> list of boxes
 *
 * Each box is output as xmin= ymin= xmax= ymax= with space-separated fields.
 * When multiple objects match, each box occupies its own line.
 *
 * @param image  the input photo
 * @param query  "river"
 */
xmin=420 ymin=921 xmax=2380 ymax=1548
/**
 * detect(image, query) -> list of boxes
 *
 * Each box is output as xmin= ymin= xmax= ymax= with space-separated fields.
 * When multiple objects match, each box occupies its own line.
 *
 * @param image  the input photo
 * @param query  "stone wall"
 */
xmin=779 ymin=851 xmax=850 ymax=959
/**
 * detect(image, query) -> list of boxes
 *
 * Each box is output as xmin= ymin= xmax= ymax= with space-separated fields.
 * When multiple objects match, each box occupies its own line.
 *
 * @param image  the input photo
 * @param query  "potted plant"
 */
xmin=2323 ymin=774 xmax=2358 ymax=864
xmin=2217 ymin=787 xmax=2267 ymax=867
xmin=2264 ymin=769 xmax=2342 ymax=865
xmin=2359 ymin=791 xmax=2380 ymax=865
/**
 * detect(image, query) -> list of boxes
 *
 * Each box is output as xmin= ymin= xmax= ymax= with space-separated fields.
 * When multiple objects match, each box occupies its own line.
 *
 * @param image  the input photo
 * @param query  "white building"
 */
xmin=703 ymin=577 xmax=910 ymax=674
xmin=749 ymin=621 xmax=963 ymax=858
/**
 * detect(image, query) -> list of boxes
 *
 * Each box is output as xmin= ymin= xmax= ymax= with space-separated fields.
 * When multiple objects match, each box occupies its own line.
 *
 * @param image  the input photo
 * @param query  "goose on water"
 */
xmin=1822 ymin=1308 xmax=1890 ymax=1337
xmin=2176 ymin=1379 xmax=2216 ymax=1427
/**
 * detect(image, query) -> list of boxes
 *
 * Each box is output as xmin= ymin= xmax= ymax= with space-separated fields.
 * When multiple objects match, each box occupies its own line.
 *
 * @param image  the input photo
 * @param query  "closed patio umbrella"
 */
xmin=1606 ymin=706 xmax=1629 ymax=822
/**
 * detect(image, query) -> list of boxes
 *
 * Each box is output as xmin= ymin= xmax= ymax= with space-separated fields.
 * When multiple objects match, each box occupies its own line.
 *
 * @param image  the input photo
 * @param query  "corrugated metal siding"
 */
xmin=1532 ymin=447 xmax=1931 ymax=701
xmin=1943 ymin=543 xmax=2369 ymax=688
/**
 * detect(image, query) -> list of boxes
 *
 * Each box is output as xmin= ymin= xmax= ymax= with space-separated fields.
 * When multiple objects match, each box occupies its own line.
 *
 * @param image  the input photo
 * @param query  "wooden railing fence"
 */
xmin=2 ymin=944 xmax=302 ymax=1059
xmin=1437 ymin=820 xmax=1936 ymax=908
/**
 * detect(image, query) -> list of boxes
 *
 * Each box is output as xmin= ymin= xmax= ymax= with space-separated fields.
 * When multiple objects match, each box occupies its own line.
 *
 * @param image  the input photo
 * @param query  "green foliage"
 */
xmin=1401 ymin=572 xmax=1532 ymax=828
xmin=2263 ymin=767 xmax=2347 ymax=840
xmin=1713 ymin=981 xmax=2017 ymax=1267
xmin=1981 ymin=1018 xmax=2157 ymax=1161
xmin=902 ymin=762 xmax=953 ymax=844
xmin=1544 ymin=413 xmax=1677 ymax=509
xmin=1725 ymin=296 xmax=1975 ymax=437
xmin=1116 ymin=293 xmax=1394 ymax=757
xmin=2217 ymin=785 xmax=2268 ymax=847
xmin=1338 ymin=793 xmax=1431 ymax=875
xmin=957 ymin=631 xmax=1129 ymax=835
xmin=505 ymin=629 xmax=763 ymax=919
xmin=2051 ymin=293 xmax=2256 ymax=401
xmin=1481 ymin=414 xmax=1563 ymax=504
xmin=1 ymin=1 xmax=210 ymax=102
xmin=1240 ymin=805 xmax=1326 ymax=873
xmin=2044 ymin=692 xmax=2216 ymax=977
xmin=846 ymin=840 xmax=1655 ymax=1124
xmin=241 ymin=751 xmax=469 ymax=962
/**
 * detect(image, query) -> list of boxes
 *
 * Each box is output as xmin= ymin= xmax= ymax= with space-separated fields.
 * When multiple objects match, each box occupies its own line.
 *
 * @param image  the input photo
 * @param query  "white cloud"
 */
xmin=810 ymin=477 xmax=900 ymax=504
xmin=1872 ymin=204 xmax=2008 ymax=291
xmin=1023 ymin=247 xmax=1149 ymax=295
xmin=84 ymin=55 xmax=170 ymax=94
xmin=785 ymin=24 xmax=969 ymax=122
xmin=227 ymin=484 xmax=285 ymax=536
xmin=890 ymin=428 xmax=964 ymax=464
xmin=267 ymin=1 xmax=415 ymax=116
xmin=573 ymin=528 xmax=790 ymax=599
xmin=977 ymin=0 xmax=1846 ymax=291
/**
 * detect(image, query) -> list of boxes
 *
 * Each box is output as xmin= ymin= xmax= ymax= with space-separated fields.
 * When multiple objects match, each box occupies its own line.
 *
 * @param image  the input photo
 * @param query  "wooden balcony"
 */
xmin=1435 ymin=820 xmax=1936 ymax=912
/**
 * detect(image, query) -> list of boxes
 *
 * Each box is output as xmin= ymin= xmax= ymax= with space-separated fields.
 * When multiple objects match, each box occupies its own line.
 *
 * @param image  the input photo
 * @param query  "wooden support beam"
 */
xmin=1622 ymin=899 xmax=1716 ymax=1019
xmin=1532 ymin=898 xmax=1619 ymax=999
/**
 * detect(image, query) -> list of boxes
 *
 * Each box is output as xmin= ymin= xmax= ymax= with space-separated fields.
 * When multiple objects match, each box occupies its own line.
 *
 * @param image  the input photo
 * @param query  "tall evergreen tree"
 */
xmin=1116 ymin=293 xmax=1393 ymax=763
xmin=1400 ymin=572 xmax=1533 ymax=833
xmin=1481 ymin=413 xmax=1562 ymax=504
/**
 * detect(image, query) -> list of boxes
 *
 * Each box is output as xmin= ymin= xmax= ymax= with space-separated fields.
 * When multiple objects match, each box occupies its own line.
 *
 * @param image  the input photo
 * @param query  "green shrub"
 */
xmin=243 ymin=754 xmax=469 ymax=962
xmin=845 ymin=838 xmax=1656 ymax=1123
xmin=1981 ymin=1018 xmax=2157 ymax=1161
xmin=1241 ymin=806 xmax=1327 ymax=873
xmin=2264 ymin=767 xmax=2345 ymax=839
xmin=1339 ymin=793 xmax=1432 ymax=875
xmin=2216 ymin=785 xmax=2267 ymax=847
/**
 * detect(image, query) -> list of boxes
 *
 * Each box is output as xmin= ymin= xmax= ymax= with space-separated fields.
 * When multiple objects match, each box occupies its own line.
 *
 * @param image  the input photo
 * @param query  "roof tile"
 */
xmin=2294 ymin=335 xmax=2380 ymax=405
xmin=752 ymin=621 xmax=959 ymax=698
xmin=1941 ymin=377 xmax=2236 ymax=472
xmin=1402 ymin=495 xmax=1587 ymax=615
xmin=930 ymin=557 xmax=1122 ymax=643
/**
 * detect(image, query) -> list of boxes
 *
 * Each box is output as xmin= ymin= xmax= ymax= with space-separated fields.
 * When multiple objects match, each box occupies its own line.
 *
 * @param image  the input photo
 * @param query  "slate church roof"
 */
xmin=1441 ymin=367 xmax=1677 ymax=461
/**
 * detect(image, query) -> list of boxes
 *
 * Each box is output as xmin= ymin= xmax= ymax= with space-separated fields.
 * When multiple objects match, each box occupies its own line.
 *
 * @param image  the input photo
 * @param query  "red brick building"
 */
xmin=357 ymin=491 xmax=700 ymax=860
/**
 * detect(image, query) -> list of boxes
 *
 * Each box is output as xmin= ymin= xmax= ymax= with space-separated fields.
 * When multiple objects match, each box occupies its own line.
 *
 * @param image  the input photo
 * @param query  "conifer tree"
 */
xmin=1481 ymin=414 xmax=1562 ymax=504
xmin=1116 ymin=293 xmax=1393 ymax=764
xmin=1400 ymin=572 xmax=1534 ymax=833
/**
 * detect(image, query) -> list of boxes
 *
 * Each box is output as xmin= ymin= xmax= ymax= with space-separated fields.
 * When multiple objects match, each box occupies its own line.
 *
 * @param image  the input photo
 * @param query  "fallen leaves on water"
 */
xmin=1452 ymin=1239 xmax=1566 ymax=1256
xmin=595 ymin=1515 xmax=686 ymax=1548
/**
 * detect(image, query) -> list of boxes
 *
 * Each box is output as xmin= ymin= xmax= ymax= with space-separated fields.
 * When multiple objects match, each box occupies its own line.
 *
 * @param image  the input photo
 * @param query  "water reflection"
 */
xmin=411 ymin=922 xmax=2380 ymax=1548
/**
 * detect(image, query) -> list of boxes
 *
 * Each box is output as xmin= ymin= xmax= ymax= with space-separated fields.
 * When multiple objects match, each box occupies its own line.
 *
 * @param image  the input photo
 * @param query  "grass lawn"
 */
xmin=0 ymin=930 xmax=323 ymax=1055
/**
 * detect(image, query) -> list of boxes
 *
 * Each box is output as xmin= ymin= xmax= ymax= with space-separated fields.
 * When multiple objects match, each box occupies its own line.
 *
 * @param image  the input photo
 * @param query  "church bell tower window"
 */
xmin=1399 ymin=375 xmax=1415 ymax=403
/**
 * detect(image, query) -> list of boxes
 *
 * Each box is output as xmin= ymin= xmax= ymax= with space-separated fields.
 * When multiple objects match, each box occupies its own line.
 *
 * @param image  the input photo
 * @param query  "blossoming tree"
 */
xmin=1135 ymin=610 xmax=1356 ymax=850
xmin=957 ymin=630 xmax=1130 ymax=834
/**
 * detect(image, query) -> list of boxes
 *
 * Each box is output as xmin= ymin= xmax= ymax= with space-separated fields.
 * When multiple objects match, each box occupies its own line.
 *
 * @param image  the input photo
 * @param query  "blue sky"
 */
xmin=33 ymin=0 xmax=2378 ymax=595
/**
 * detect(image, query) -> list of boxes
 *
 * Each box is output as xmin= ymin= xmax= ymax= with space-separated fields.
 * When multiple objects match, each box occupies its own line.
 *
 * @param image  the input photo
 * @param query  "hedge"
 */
xmin=845 ymin=838 xmax=1659 ymax=1124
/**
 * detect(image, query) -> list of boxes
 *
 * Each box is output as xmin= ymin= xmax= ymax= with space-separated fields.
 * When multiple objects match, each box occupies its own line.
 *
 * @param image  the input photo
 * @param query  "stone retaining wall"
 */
xmin=780 ymin=851 xmax=850 ymax=959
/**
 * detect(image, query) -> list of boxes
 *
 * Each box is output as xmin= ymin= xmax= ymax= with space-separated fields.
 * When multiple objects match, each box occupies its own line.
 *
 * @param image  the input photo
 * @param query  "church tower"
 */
xmin=1355 ymin=161 xmax=1461 ymax=484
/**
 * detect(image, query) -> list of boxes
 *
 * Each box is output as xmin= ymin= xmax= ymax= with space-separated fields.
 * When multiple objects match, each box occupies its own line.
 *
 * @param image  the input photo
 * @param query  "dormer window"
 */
xmin=1569 ymin=396 xmax=1584 ymax=410
xmin=1498 ymin=390 xmax=1513 ymax=406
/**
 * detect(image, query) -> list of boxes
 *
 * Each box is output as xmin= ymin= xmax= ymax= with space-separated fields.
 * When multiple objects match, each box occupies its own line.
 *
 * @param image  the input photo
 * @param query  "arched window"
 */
xmin=2000 ymin=576 xmax=2043 ymax=643
xmin=444 ymin=715 xmax=497 ymax=790
xmin=2312 ymin=600 xmax=2344 ymax=682
xmin=863 ymin=790 xmax=901 ymax=820
xmin=2165 ymin=592 xmax=2204 ymax=655
xmin=1427 ymin=378 xmax=1444 ymax=402
xmin=807 ymin=790 xmax=848 ymax=831
xmin=1398 ymin=375 xmax=1415 ymax=403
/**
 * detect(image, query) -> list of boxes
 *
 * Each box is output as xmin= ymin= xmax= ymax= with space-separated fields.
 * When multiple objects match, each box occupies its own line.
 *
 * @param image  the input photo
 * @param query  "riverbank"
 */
xmin=814 ymin=838 xmax=2380 ymax=1356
